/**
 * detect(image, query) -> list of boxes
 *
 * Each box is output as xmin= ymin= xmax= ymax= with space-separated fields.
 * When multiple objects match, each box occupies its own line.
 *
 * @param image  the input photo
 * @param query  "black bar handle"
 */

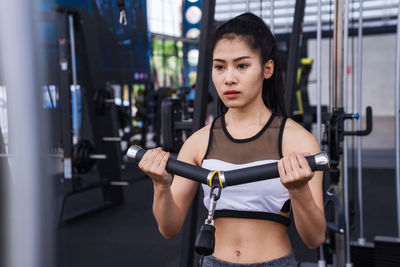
xmin=127 ymin=146 xmax=210 ymax=184
xmin=127 ymin=146 xmax=330 ymax=187
xmin=344 ymin=106 xmax=373 ymax=136
xmin=223 ymin=152 xmax=330 ymax=186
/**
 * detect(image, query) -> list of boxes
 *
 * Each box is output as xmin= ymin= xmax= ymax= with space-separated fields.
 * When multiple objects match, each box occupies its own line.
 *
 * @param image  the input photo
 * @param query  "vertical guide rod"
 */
xmin=284 ymin=0 xmax=306 ymax=115
xmin=186 ymin=1 xmax=215 ymax=266
xmin=316 ymin=0 xmax=322 ymax=145
xmin=69 ymin=15 xmax=80 ymax=143
xmin=333 ymin=0 xmax=344 ymax=110
xmin=342 ymin=0 xmax=353 ymax=265
xmin=395 ymin=0 xmax=400 ymax=239
xmin=356 ymin=0 xmax=365 ymax=244
xmin=270 ymin=0 xmax=274 ymax=33
xmin=316 ymin=0 xmax=325 ymax=265
xmin=0 ymin=1 xmax=53 ymax=267
xmin=332 ymin=0 xmax=346 ymax=265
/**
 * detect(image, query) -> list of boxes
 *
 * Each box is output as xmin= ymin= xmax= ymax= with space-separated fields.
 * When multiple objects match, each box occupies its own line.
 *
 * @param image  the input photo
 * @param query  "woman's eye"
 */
xmin=214 ymin=65 xmax=224 ymax=70
xmin=238 ymin=64 xmax=248 ymax=69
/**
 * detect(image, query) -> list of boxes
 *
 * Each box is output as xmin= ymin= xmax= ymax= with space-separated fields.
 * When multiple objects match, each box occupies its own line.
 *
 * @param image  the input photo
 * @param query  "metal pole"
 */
xmin=343 ymin=137 xmax=353 ymax=267
xmin=270 ymin=0 xmax=274 ymax=33
xmin=69 ymin=15 xmax=78 ymax=90
xmin=356 ymin=0 xmax=366 ymax=245
xmin=0 ymin=124 xmax=8 ymax=266
xmin=317 ymin=0 xmax=322 ymax=146
xmin=246 ymin=0 xmax=250 ymax=12
xmin=192 ymin=0 xmax=215 ymax=132
xmin=332 ymin=1 xmax=346 ymax=266
xmin=0 ymin=1 xmax=53 ymax=267
xmin=69 ymin=15 xmax=80 ymax=143
xmin=342 ymin=0 xmax=353 ymax=265
xmin=333 ymin=0 xmax=344 ymax=110
xmin=186 ymin=1 xmax=215 ymax=265
xmin=395 ymin=0 xmax=400 ymax=239
xmin=316 ymin=0 xmax=325 ymax=266
xmin=285 ymin=0 xmax=306 ymax=115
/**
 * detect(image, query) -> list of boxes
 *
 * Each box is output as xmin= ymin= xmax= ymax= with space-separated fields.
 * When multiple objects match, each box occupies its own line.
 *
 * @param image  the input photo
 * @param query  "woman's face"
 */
xmin=212 ymin=37 xmax=273 ymax=110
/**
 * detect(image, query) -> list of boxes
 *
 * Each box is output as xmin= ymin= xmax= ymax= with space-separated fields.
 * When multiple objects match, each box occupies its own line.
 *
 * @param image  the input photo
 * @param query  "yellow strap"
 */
xmin=209 ymin=170 xmax=223 ymax=188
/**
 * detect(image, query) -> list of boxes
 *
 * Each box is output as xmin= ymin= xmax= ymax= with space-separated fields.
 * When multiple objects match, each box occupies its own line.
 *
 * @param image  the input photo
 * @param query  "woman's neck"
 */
xmin=225 ymin=105 xmax=272 ymax=126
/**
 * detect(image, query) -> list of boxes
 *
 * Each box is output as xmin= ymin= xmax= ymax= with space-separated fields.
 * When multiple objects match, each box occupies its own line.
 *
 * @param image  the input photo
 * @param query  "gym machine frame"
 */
xmin=49 ymin=5 xmax=125 ymax=224
xmin=318 ymin=0 xmax=374 ymax=266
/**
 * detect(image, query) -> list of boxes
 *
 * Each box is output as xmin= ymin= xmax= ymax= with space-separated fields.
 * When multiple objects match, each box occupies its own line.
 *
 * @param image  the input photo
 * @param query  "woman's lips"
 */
xmin=224 ymin=90 xmax=240 ymax=99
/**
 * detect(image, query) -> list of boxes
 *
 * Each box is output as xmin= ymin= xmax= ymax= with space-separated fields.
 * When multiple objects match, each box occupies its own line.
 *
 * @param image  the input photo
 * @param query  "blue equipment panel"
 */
xmin=40 ymin=0 xmax=150 ymax=83
xmin=41 ymin=0 xmax=91 ymax=11
xmin=94 ymin=0 xmax=150 ymax=79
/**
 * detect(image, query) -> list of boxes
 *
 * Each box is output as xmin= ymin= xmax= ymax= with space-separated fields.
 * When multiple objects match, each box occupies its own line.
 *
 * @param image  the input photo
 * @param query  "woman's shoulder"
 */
xmin=281 ymin=118 xmax=320 ymax=155
xmin=187 ymin=123 xmax=212 ymax=144
xmin=179 ymin=123 xmax=212 ymax=166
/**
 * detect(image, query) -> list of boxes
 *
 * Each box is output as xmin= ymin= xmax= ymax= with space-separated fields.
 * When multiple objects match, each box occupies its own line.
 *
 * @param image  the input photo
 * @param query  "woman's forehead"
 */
xmin=213 ymin=37 xmax=258 ymax=58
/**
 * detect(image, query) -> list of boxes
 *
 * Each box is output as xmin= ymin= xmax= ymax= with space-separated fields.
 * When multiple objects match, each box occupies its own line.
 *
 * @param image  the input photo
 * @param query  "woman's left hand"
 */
xmin=278 ymin=153 xmax=314 ymax=191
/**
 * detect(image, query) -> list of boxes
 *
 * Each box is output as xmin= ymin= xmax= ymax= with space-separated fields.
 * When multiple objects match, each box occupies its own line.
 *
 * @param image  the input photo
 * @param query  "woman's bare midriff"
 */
xmin=212 ymin=216 xmax=292 ymax=264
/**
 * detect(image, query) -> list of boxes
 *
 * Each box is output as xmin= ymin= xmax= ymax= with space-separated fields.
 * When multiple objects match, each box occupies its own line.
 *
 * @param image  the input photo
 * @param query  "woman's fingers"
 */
xmin=280 ymin=153 xmax=314 ymax=189
xmin=152 ymin=149 xmax=166 ymax=168
xmin=139 ymin=148 xmax=169 ymax=174
xmin=282 ymin=156 xmax=292 ymax=173
xmin=297 ymin=154 xmax=313 ymax=178
xmin=137 ymin=148 xmax=172 ymax=185
xmin=160 ymin=151 xmax=170 ymax=169
xmin=277 ymin=159 xmax=286 ymax=177
xmin=289 ymin=154 xmax=300 ymax=170
xmin=152 ymin=150 xmax=170 ymax=175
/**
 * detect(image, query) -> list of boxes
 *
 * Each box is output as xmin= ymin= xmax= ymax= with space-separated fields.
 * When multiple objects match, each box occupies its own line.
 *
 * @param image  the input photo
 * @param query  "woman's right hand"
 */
xmin=138 ymin=147 xmax=172 ymax=186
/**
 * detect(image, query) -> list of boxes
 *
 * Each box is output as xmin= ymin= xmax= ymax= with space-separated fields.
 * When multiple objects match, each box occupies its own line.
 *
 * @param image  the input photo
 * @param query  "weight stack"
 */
xmin=374 ymin=236 xmax=400 ymax=267
xmin=350 ymin=242 xmax=374 ymax=267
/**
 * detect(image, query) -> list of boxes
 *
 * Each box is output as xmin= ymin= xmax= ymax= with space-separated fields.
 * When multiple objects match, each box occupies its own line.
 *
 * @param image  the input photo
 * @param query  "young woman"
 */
xmin=138 ymin=13 xmax=325 ymax=267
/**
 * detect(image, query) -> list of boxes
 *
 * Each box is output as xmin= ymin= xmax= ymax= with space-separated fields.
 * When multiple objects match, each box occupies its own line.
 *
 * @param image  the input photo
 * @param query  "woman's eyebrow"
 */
xmin=213 ymin=58 xmax=225 ymax=62
xmin=213 ymin=56 xmax=251 ymax=62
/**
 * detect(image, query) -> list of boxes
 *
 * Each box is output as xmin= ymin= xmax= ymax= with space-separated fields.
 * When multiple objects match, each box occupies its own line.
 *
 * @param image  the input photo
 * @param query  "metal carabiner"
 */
xmin=119 ymin=10 xmax=127 ymax=26
xmin=205 ymin=185 xmax=222 ymax=225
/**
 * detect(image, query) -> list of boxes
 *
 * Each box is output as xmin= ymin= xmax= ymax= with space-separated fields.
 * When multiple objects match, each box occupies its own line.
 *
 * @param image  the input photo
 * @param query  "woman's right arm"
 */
xmin=138 ymin=126 xmax=209 ymax=239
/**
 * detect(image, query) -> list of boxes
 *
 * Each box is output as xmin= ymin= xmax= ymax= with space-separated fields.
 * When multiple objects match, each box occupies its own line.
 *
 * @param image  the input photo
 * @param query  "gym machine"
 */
xmin=50 ymin=6 xmax=126 ymax=224
xmin=1 ymin=0 xmax=150 ymax=265
xmin=42 ymin=1 xmax=150 ymax=224
xmin=316 ymin=0 xmax=375 ymax=266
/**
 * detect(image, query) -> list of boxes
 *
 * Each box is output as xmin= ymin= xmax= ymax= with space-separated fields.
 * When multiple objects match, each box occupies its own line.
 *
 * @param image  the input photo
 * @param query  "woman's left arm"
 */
xmin=278 ymin=120 xmax=326 ymax=249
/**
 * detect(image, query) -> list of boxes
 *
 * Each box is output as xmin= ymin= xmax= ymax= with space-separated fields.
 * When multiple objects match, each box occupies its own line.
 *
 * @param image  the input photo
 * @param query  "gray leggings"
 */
xmin=199 ymin=251 xmax=297 ymax=267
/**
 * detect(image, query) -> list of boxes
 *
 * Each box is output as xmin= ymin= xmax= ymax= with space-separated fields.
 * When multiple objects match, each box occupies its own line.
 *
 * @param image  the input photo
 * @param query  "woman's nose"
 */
xmin=224 ymin=68 xmax=237 ymax=85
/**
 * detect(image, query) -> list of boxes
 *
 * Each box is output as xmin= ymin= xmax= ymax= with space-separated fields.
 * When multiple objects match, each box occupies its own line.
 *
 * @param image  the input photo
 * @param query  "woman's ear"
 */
xmin=264 ymin=59 xmax=274 ymax=79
